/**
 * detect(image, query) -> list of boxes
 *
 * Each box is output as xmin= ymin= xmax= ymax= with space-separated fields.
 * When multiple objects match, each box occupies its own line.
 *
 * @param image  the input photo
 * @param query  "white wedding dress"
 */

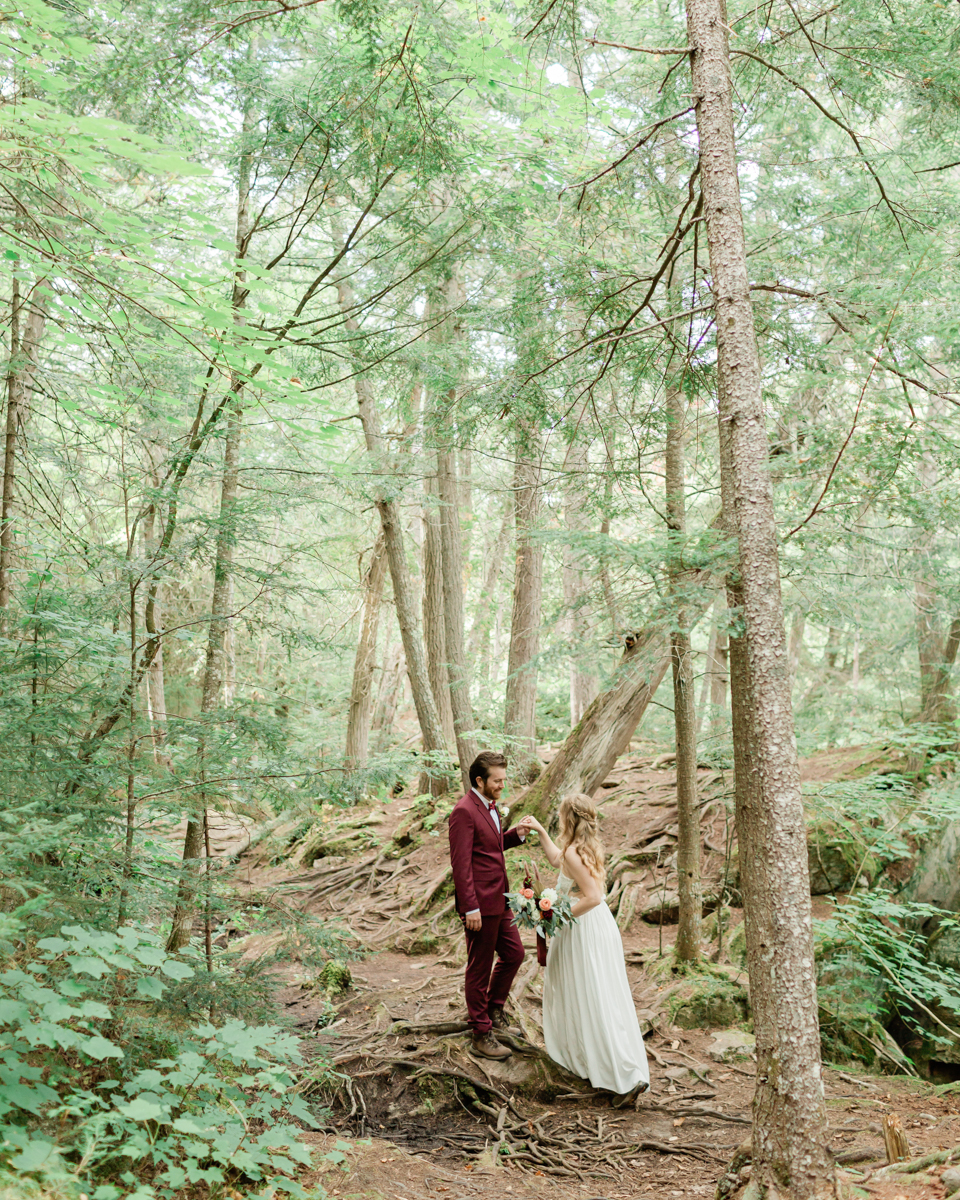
xmin=542 ymin=871 xmax=650 ymax=1094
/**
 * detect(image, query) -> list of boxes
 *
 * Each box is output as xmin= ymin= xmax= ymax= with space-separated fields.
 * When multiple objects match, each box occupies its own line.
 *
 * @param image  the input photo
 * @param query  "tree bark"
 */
xmin=684 ymin=0 xmax=834 ymax=1189
xmin=563 ymin=434 xmax=599 ymax=726
xmin=466 ymin=506 xmax=510 ymax=680
xmin=1 ymin=275 xmax=47 ymax=620
xmin=422 ymin=470 xmax=456 ymax=746
xmin=430 ymin=270 xmax=477 ymax=790
xmin=511 ymin=626 xmax=672 ymax=824
xmin=711 ymin=607 xmax=730 ymax=737
xmin=167 ymin=71 xmax=252 ymax=952
xmin=696 ymin=603 xmax=717 ymax=738
xmin=331 ymin=216 xmax=449 ymax=790
xmin=666 ymin=381 xmax=702 ymax=965
xmin=345 ymin=533 xmax=388 ymax=770
xmin=438 ymin=438 xmax=479 ymax=789
xmin=920 ymin=616 xmax=960 ymax=724
xmin=372 ymin=641 xmax=404 ymax=753
xmin=503 ymin=426 xmax=544 ymax=778
xmin=141 ymin=484 xmax=169 ymax=765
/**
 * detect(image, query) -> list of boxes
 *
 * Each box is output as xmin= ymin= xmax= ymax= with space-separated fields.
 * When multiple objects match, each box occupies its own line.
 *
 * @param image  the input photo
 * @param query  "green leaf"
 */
xmin=82 ymin=1035 xmax=124 ymax=1061
xmin=160 ymin=959 xmax=194 ymax=980
xmin=68 ymin=956 xmax=110 ymax=978
xmin=135 ymin=976 xmax=165 ymax=999
xmin=116 ymin=1094 xmax=168 ymax=1121
xmin=9 ymin=1137 xmax=58 ymax=1171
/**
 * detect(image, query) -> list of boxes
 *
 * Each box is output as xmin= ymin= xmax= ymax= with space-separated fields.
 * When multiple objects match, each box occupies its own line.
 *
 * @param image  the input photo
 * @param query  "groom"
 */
xmin=448 ymin=750 xmax=528 ymax=1060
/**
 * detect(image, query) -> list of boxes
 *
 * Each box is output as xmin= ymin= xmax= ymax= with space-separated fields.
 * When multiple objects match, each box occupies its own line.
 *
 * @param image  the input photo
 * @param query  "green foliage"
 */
xmin=0 ymin=920 xmax=317 ymax=1197
xmin=816 ymin=893 xmax=960 ymax=1067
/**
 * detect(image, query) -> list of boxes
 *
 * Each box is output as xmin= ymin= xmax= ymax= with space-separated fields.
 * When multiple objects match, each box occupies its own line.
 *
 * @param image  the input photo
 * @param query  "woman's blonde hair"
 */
xmin=558 ymin=793 xmax=605 ymax=883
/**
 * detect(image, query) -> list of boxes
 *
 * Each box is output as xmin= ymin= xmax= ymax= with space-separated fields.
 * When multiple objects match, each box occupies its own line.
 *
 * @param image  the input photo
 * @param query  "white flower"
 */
xmin=541 ymin=887 xmax=558 ymax=905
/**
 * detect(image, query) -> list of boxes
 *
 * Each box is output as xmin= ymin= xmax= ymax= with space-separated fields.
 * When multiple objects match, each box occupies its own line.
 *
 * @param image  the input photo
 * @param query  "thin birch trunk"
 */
xmin=345 ymin=533 xmax=388 ymax=770
xmin=167 ymin=73 xmax=253 ymax=953
xmin=683 ymin=0 xmax=834 ymax=1187
xmin=666 ymin=380 xmax=702 ymax=965
xmin=504 ymin=427 xmax=544 ymax=777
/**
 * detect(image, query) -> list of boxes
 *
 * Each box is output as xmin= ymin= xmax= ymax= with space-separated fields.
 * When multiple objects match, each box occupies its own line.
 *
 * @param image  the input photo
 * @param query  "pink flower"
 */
xmin=539 ymin=898 xmax=552 ymax=912
xmin=521 ymin=888 xmax=534 ymax=899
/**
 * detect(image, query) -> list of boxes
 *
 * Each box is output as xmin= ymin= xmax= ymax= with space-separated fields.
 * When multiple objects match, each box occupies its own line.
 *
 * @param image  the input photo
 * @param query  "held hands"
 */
xmin=517 ymin=815 xmax=546 ymax=838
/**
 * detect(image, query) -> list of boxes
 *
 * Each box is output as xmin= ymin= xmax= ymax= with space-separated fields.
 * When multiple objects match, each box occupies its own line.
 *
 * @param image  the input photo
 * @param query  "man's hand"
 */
xmin=465 ymin=911 xmax=482 ymax=931
xmin=517 ymin=815 xmax=544 ymax=837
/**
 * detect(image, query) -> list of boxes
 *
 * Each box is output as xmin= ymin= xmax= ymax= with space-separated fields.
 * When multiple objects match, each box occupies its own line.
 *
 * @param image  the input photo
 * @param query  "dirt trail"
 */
xmin=228 ymin=748 xmax=958 ymax=1200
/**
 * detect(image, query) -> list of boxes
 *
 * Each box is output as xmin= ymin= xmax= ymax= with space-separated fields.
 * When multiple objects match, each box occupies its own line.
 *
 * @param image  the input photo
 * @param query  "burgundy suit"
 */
xmin=448 ymin=789 xmax=526 ymax=1034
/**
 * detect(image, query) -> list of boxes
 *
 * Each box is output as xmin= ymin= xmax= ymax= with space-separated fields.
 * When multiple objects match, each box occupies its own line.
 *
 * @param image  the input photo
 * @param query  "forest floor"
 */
xmin=208 ymin=744 xmax=959 ymax=1200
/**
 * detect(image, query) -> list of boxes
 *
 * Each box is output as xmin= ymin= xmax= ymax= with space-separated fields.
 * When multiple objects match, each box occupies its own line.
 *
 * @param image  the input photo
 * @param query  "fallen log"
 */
xmin=508 ymin=522 xmax=729 ymax=826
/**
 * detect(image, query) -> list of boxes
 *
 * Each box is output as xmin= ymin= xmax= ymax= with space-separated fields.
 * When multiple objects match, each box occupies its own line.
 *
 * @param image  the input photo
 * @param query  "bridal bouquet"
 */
xmin=506 ymin=873 xmax=576 ymax=939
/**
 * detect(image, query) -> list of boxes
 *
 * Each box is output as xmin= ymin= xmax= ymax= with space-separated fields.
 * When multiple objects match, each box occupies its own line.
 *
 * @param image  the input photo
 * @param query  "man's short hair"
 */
xmin=469 ymin=751 xmax=508 ymax=789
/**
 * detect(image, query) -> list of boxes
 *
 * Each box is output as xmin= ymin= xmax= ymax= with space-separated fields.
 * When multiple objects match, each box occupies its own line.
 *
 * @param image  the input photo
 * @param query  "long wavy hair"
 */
xmin=557 ymin=793 xmax=605 ymax=883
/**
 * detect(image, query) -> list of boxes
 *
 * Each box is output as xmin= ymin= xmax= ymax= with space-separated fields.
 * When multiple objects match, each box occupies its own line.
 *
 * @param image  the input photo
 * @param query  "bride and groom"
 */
xmin=447 ymin=750 xmax=649 ymax=1095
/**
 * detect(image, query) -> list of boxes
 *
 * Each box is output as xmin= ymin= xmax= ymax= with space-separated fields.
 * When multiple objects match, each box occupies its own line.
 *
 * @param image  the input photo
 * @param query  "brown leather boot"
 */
xmin=489 ymin=1007 xmax=520 ymax=1036
xmin=471 ymin=1031 xmax=511 ymax=1060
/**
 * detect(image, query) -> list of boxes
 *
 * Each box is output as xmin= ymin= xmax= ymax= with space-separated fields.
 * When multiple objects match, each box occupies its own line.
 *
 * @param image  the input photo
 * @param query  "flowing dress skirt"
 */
xmin=542 ymin=902 xmax=650 ymax=1094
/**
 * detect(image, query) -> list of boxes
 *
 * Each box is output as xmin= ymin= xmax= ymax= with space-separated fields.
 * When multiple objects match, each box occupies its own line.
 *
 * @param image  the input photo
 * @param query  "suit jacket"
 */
xmin=448 ymin=789 xmax=524 ymax=916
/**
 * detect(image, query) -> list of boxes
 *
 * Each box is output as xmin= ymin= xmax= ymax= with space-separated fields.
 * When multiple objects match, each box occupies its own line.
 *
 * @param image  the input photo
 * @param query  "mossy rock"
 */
xmin=398 ymin=931 xmax=440 ymax=956
xmin=302 ymin=829 xmax=377 ymax=867
xmin=669 ymin=973 xmax=750 ymax=1030
xmin=726 ymin=921 xmax=747 ymax=968
xmin=317 ymin=959 xmax=352 ymax=997
xmin=807 ymin=837 xmax=862 ymax=895
xmin=702 ymin=906 xmax=733 ymax=942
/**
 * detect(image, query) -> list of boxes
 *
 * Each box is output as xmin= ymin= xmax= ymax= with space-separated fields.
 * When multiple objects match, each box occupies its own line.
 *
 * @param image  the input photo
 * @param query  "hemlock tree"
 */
xmin=683 ymin=0 xmax=834 ymax=1191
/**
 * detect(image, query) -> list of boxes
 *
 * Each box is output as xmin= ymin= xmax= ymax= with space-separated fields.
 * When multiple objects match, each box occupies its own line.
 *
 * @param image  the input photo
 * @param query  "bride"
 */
xmin=518 ymin=795 xmax=649 ymax=1096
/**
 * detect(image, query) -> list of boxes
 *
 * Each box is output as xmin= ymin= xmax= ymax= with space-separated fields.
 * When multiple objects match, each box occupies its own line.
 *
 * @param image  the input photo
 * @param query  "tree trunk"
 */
xmin=512 ymin=627 xmax=672 ymax=824
xmin=332 ymin=216 xmax=449 ymax=790
xmin=684 ymin=0 xmax=834 ymax=1188
xmin=141 ymin=487 xmax=169 ymax=765
xmin=466 ymin=506 xmax=511 ymax=680
xmin=167 ymin=73 xmax=253 ymax=953
xmin=1 ymin=276 xmax=47 ymax=620
xmin=504 ymin=427 xmax=544 ymax=779
xmin=345 ymin=533 xmax=388 ymax=770
xmin=563 ymin=434 xmax=599 ymax=726
xmin=711 ymin=610 xmax=729 ymax=737
xmin=666 ymin=381 xmax=702 ymax=965
xmin=372 ymin=642 xmax=404 ymax=753
xmin=431 ymin=270 xmax=477 ymax=790
xmin=438 ymin=438 xmax=478 ymax=789
xmin=422 ymin=470 xmax=456 ymax=746
xmin=696 ymin=604 xmax=717 ymax=738
xmin=599 ymin=432 xmax=618 ymax=647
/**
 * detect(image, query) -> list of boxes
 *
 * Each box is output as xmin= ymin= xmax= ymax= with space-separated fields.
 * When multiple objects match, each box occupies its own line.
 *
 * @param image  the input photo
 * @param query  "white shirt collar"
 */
xmin=472 ymin=786 xmax=495 ymax=808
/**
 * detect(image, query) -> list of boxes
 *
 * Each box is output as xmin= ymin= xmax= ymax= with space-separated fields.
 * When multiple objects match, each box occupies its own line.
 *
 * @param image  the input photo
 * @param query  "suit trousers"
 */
xmin=462 ymin=911 xmax=525 ymax=1034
